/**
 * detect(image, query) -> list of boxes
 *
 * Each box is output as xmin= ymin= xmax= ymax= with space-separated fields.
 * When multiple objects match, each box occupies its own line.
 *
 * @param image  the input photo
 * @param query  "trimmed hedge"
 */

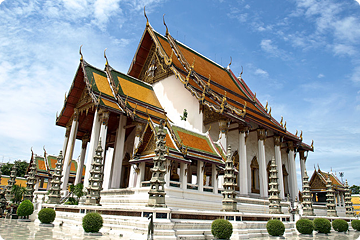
xmin=266 ymin=219 xmax=285 ymax=236
xmin=211 ymin=219 xmax=233 ymax=239
xmin=38 ymin=208 xmax=56 ymax=224
xmin=17 ymin=200 xmax=34 ymax=217
xmin=313 ymin=218 xmax=331 ymax=234
xmin=296 ymin=219 xmax=314 ymax=234
xmin=352 ymin=220 xmax=360 ymax=231
xmin=82 ymin=212 xmax=103 ymax=233
xmin=332 ymin=219 xmax=348 ymax=232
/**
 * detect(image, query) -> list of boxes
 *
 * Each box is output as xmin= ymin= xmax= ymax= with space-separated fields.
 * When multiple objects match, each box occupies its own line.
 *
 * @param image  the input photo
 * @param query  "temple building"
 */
xmin=55 ymin=17 xmax=313 ymax=210
xmin=309 ymin=166 xmax=346 ymax=207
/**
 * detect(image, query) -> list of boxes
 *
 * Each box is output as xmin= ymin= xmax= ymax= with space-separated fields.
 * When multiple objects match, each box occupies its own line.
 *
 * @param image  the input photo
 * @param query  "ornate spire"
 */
xmin=301 ymin=168 xmax=315 ymax=216
xmin=221 ymin=145 xmax=238 ymax=212
xmin=23 ymin=152 xmax=37 ymax=202
xmin=268 ymin=158 xmax=282 ymax=214
xmin=47 ymin=151 xmax=64 ymax=204
xmin=344 ymin=180 xmax=355 ymax=216
xmin=5 ymin=164 xmax=17 ymax=201
xmin=85 ymin=140 xmax=105 ymax=206
xmin=326 ymin=174 xmax=337 ymax=217
xmin=147 ymin=120 xmax=167 ymax=207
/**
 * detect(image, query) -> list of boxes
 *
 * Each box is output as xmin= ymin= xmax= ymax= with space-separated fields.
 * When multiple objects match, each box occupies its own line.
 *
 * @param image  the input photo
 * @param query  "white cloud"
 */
xmin=356 ymin=0 xmax=360 ymax=5
xmin=351 ymin=66 xmax=360 ymax=82
xmin=0 ymin=0 xmax=4 ymax=4
xmin=317 ymin=74 xmax=324 ymax=78
xmin=254 ymin=68 xmax=268 ymax=77
xmin=333 ymin=44 xmax=356 ymax=56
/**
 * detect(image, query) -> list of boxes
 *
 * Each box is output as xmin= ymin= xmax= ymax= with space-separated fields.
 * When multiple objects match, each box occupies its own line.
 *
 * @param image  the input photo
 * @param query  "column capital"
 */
xmin=99 ymin=109 xmax=110 ymax=126
xmin=287 ymin=141 xmax=294 ymax=151
xmin=134 ymin=122 xmax=145 ymax=137
xmin=73 ymin=108 xmax=79 ymax=121
xmin=238 ymin=125 xmax=248 ymax=133
xmin=219 ymin=119 xmax=229 ymax=133
xmin=299 ymin=150 xmax=307 ymax=160
xmin=257 ymin=128 xmax=266 ymax=141
xmin=65 ymin=126 xmax=71 ymax=138
xmin=274 ymin=135 xmax=281 ymax=146
xmin=82 ymin=133 xmax=90 ymax=148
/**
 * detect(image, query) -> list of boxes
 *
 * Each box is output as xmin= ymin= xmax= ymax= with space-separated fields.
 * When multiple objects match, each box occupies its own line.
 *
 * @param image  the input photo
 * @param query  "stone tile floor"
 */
xmin=0 ymin=218 xmax=360 ymax=239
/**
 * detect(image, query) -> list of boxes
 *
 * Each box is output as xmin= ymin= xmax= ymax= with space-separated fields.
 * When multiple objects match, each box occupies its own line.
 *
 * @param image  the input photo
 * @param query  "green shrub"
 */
xmin=266 ymin=219 xmax=285 ymax=236
xmin=352 ymin=220 xmax=360 ymax=231
xmin=17 ymin=200 xmax=34 ymax=217
xmin=296 ymin=219 xmax=314 ymax=234
xmin=211 ymin=219 xmax=233 ymax=239
xmin=332 ymin=219 xmax=348 ymax=232
xmin=82 ymin=212 xmax=103 ymax=233
xmin=313 ymin=218 xmax=331 ymax=234
xmin=38 ymin=208 xmax=56 ymax=224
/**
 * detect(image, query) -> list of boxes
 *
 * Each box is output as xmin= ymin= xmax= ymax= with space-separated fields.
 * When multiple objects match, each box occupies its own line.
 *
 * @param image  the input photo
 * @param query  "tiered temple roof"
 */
xmin=309 ymin=167 xmax=345 ymax=192
xmin=128 ymin=21 xmax=313 ymax=152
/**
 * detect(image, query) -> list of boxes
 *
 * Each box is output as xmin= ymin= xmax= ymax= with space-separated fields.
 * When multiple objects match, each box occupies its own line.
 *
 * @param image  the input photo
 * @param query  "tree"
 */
xmin=1 ymin=160 xmax=29 ymax=177
xmin=350 ymin=185 xmax=360 ymax=194
xmin=11 ymin=184 xmax=26 ymax=204
xmin=74 ymin=183 xmax=84 ymax=200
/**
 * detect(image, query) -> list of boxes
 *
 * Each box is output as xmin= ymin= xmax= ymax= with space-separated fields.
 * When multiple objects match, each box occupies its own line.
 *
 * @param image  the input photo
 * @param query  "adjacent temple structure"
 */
xmin=344 ymin=180 xmax=355 ymax=216
xmin=268 ymin=158 xmax=282 ymax=214
xmin=47 ymin=151 xmax=64 ymax=204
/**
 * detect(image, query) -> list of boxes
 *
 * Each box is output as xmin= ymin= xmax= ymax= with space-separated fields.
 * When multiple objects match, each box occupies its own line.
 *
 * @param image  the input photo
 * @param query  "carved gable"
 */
xmin=310 ymin=174 xmax=326 ymax=190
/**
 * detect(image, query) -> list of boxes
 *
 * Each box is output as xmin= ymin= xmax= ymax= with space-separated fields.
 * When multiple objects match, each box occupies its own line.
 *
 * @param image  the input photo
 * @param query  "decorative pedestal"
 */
xmin=48 ymin=151 xmax=64 ymax=204
xmin=326 ymin=174 xmax=337 ymax=217
xmin=222 ymin=145 xmax=238 ymax=212
xmin=301 ymin=169 xmax=315 ymax=216
xmin=268 ymin=158 xmax=282 ymax=214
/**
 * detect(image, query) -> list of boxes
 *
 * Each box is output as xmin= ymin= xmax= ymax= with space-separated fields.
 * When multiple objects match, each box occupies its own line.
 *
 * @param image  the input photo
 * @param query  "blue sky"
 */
xmin=0 ymin=0 xmax=360 ymax=187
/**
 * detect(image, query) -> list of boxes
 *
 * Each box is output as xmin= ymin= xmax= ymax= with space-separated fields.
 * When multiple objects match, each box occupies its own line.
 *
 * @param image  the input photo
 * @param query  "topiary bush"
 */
xmin=211 ymin=219 xmax=233 ymax=239
xmin=17 ymin=200 xmax=34 ymax=218
xmin=82 ymin=212 xmax=103 ymax=233
xmin=313 ymin=218 xmax=331 ymax=234
xmin=352 ymin=220 xmax=360 ymax=231
xmin=332 ymin=219 xmax=348 ymax=232
xmin=38 ymin=208 xmax=56 ymax=224
xmin=296 ymin=218 xmax=314 ymax=234
xmin=266 ymin=219 xmax=285 ymax=236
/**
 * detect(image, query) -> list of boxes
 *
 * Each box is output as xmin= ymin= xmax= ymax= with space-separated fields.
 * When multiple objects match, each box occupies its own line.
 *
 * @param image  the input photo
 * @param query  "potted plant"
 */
xmin=38 ymin=207 xmax=56 ymax=227
xmin=82 ymin=212 xmax=103 ymax=236
xmin=17 ymin=200 xmax=34 ymax=222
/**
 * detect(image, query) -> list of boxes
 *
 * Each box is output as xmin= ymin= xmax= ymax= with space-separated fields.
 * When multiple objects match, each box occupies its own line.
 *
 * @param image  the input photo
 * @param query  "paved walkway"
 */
xmin=0 ymin=218 xmax=360 ymax=239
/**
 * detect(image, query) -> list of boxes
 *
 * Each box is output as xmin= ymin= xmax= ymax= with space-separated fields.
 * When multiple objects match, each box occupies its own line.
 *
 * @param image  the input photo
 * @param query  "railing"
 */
xmin=203 ymin=186 xmax=213 ymax=193
xmin=141 ymin=181 xmax=151 ymax=187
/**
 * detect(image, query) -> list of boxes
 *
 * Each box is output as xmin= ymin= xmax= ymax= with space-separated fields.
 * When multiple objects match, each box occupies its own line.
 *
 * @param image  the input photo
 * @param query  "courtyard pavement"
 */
xmin=0 ymin=218 xmax=360 ymax=240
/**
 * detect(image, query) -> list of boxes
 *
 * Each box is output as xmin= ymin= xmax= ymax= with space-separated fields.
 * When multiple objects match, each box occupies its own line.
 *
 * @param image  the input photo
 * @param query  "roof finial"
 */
xmin=253 ymin=92 xmax=256 ymax=101
xmin=295 ymin=130 xmax=298 ymax=136
xmin=280 ymin=116 xmax=283 ymax=127
xmin=311 ymin=140 xmax=314 ymax=149
xmin=144 ymin=6 xmax=149 ymax=26
xmin=163 ymin=14 xmax=169 ymax=36
xmin=268 ymin=107 xmax=271 ymax=116
xmin=227 ymin=56 xmax=232 ymax=69
xmin=104 ymin=48 xmax=108 ymax=66
xmin=265 ymin=101 xmax=268 ymax=112
xmin=238 ymin=66 xmax=243 ymax=80
xmin=79 ymin=45 xmax=83 ymax=61
xmin=284 ymin=121 xmax=287 ymax=131
xmin=300 ymin=130 xmax=303 ymax=140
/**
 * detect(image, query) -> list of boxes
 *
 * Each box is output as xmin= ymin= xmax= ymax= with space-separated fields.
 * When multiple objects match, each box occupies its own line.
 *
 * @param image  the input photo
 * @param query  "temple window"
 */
xmin=250 ymin=157 xmax=260 ymax=194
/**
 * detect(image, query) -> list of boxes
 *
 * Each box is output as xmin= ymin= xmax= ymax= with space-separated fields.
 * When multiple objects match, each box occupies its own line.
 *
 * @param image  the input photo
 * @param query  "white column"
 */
xmin=62 ymin=127 xmax=70 ymax=157
xmin=299 ymin=150 xmax=307 ymax=188
xmin=98 ymin=111 xmax=109 ymax=154
xmin=239 ymin=128 xmax=248 ymax=196
xmin=165 ymin=160 xmax=171 ymax=188
xmin=197 ymin=161 xmax=204 ymax=192
xmin=212 ymin=164 xmax=218 ymax=194
xmin=136 ymin=162 xmax=146 ymax=188
xmin=102 ymin=148 xmax=114 ymax=190
xmin=274 ymin=136 xmax=285 ymax=200
xmin=218 ymin=120 xmax=228 ymax=153
xmin=84 ymin=109 xmax=101 ymax=189
xmin=288 ymin=141 xmax=298 ymax=201
xmin=257 ymin=129 xmax=268 ymax=198
xmin=74 ymin=135 xmax=88 ymax=185
xmin=110 ymin=115 xmax=127 ymax=189
xmin=61 ymin=110 xmax=79 ymax=191
xmin=128 ymin=122 xmax=144 ymax=188
xmin=180 ymin=162 xmax=187 ymax=190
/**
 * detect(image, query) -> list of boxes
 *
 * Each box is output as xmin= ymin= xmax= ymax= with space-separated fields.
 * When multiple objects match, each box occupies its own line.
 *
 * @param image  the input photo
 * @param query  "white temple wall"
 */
xmin=246 ymin=131 xmax=258 ymax=192
xmin=205 ymin=122 xmax=220 ymax=141
xmin=264 ymin=137 xmax=275 ymax=165
xmin=227 ymin=129 xmax=240 ymax=152
xmin=153 ymin=75 xmax=203 ymax=132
